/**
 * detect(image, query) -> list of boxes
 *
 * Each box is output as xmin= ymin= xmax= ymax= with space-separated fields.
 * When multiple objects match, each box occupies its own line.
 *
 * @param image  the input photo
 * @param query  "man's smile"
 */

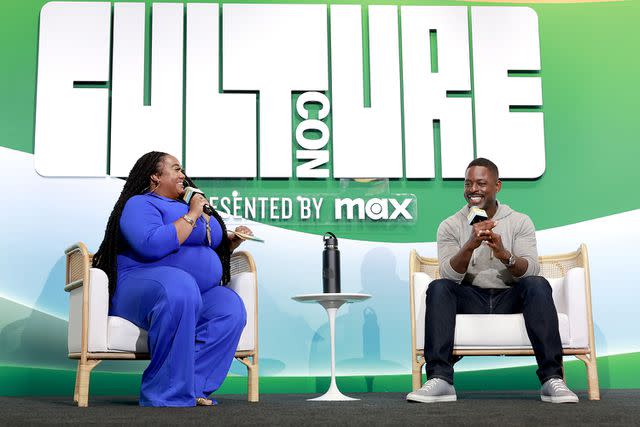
xmin=467 ymin=194 xmax=484 ymax=205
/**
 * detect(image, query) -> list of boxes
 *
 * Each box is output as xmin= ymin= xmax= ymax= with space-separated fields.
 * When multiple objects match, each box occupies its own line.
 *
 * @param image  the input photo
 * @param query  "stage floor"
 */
xmin=2 ymin=390 xmax=639 ymax=425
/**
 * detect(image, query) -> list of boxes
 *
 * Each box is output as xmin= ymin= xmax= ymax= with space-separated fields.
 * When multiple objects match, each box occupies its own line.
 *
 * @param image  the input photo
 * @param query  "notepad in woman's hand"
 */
xmin=230 ymin=230 xmax=265 ymax=243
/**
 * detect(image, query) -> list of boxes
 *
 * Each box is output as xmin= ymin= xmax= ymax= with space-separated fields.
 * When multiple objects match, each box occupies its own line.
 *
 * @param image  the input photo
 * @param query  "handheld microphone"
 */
xmin=467 ymin=206 xmax=488 ymax=225
xmin=182 ymin=186 xmax=215 ymax=216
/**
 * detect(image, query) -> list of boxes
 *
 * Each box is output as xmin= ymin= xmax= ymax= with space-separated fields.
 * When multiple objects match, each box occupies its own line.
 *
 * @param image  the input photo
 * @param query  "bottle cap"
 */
xmin=323 ymin=232 xmax=338 ymax=248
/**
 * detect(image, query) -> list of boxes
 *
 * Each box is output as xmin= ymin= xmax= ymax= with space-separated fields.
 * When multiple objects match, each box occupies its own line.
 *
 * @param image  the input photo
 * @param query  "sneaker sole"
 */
xmin=541 ymin=395 xmax=579 ymax=404
xmin=406 ymin=393 xmax=457 ymax=403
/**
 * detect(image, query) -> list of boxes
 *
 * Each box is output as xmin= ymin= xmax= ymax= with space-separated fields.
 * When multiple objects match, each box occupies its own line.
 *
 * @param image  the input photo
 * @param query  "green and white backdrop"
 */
xmin=1 ymin=0 xmax=638 ymax=396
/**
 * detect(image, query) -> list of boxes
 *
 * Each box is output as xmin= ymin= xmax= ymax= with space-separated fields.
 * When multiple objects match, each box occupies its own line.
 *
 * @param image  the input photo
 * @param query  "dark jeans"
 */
xmin=424 ymin=276 xmax=563 ymax=385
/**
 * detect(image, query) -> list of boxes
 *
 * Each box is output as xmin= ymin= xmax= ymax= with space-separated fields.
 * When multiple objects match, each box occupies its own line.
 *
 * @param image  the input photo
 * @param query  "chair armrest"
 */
xmin=412 ymin=272 xmax=434 ymax=350
xmin=67 ymin=268 xmax=109 ymax=353
xmin=228 ymin=271 xmax=257 ymax=352
xmin=562 ymin=267 xmax=588 ymax=348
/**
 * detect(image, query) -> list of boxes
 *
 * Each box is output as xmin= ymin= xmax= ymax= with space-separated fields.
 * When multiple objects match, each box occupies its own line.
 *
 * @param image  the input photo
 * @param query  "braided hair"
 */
xmin=184 ymin=175 xmax=231 ymax=286
xmin=93 ymin=151 xmax=231 ymax=299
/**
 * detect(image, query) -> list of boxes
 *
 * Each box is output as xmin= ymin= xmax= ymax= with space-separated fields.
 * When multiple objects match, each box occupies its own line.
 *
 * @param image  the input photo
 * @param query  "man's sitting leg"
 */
xmin=407 ymin=279 xmax=486 ymax=403
xmin=515 ymin=276 xmax=579 ymax=403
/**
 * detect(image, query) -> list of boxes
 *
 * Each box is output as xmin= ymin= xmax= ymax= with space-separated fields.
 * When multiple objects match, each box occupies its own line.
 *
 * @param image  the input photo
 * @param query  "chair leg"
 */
xmin=73 ymin=361 xmax=81 ymax=403
xmin=237 ymin=355 xmax=259 ymax=402
xmin=575 ymin=354 xmax=600 ymax=400
xmin=247 ymin=358 xmax=259 ymax=403
xmin=75 ymin=359 xmax=101 ymax=407
xmin=412 ymin=357 xmax=425 ymax=391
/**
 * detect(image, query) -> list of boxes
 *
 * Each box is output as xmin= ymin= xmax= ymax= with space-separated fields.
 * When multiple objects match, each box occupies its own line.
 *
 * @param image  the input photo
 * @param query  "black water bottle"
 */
xmin=322 ymin=232 xmax=341 ymax=293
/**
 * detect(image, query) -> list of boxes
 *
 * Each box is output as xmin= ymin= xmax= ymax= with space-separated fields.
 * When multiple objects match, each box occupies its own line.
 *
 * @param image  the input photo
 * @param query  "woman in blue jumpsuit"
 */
xmin=92 ymin=151 xmax=251 ymax=407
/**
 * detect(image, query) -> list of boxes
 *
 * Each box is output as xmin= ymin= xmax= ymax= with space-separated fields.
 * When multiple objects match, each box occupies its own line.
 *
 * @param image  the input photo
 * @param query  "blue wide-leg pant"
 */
xmin=110 ymin=266 xmax=247 ymax=407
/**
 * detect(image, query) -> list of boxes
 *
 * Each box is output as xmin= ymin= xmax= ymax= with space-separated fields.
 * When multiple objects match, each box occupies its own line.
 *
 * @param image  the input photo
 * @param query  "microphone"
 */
xmin=467 ymin=206 xmax=488 ymax=225
xmin=182 ymin=186 xmax=215 ymax=216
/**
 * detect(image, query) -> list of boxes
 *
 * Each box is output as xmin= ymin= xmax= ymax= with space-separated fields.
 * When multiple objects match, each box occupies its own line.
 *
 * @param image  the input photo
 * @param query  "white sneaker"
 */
xmin=540 ymin=378 xmax=579 ymax=403
xmin=406 ymin=378 xmax=457 ymax=403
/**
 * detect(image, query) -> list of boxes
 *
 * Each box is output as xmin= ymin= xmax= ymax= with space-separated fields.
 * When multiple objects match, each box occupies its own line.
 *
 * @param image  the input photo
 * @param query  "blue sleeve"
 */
xmin=120 ymin=196 xmax=180 ymax=260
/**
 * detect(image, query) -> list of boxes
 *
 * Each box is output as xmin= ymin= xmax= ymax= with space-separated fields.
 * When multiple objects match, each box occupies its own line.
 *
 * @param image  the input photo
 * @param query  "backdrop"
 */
xmin=1 ymin=0 xmax=638 ymax=396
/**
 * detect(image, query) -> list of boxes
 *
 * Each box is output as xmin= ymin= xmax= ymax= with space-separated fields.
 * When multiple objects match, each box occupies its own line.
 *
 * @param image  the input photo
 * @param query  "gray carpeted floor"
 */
xmin=1 ymin=390 xmax=639 ymax=426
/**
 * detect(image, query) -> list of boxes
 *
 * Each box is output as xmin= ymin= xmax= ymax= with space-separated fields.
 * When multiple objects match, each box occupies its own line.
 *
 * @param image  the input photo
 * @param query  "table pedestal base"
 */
xmin=308 ymin=304 xmax=359 ymax=402
xmin=292 ymin=293 xmax=371 ymax=403
xmin=307 ymin=386 xmax=359 ymax=401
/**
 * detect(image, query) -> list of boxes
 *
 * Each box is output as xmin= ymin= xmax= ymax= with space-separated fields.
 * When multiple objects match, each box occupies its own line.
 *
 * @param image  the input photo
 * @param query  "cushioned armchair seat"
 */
xmin=65 ymin=242 xmax=260 ymax=407
xmin=409 ymin=244 xmax=599 ymax=399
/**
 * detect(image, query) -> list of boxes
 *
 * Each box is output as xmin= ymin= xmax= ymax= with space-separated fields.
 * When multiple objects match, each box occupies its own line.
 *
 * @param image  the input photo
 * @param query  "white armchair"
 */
xmin=409 ymin=244 xmax=599 ymax=400
xmin=64 ymin=242 xmax=259 ymax=407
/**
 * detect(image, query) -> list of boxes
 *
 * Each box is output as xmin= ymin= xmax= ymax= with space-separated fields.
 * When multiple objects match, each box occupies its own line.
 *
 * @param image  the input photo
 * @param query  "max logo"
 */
xmin=335 ymin=198 xmax=414 ymax=221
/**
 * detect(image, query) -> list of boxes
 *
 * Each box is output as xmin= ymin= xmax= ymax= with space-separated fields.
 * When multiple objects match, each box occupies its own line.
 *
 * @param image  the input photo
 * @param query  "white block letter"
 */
xmin=331 ymin=5 xmax=403 ymax=178
xmin=186 ymin=4 xmax=256 ymax=178
xmin=472 ymin=7 xmax=545 ymax=178
xmin=110 ymin=3 xmax=184 ymax=177
xmin=401 ymin=6 xmax=473 ymax=179
xmin=223 ymin=4 xmax=328 ymax=178
xmin=34 ymin=2 xmax=111 ymax=177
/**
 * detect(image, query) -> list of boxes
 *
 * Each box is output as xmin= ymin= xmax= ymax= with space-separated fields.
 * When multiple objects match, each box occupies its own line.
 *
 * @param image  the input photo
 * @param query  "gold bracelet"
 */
xmin=182 ymin=214 xmax=196 ymax=228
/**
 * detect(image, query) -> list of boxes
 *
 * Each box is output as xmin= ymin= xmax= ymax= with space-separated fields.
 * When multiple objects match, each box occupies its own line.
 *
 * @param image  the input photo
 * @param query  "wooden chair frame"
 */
xmin=409 ymin=243 xmax=599 ymax=400
xmin=64 ymin=242 xmax=259 ymax=407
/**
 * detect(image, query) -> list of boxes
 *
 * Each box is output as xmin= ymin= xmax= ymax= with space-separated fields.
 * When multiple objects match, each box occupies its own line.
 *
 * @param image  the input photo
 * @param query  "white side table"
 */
xmin=292 ymin=293 xmax=372 ymax=401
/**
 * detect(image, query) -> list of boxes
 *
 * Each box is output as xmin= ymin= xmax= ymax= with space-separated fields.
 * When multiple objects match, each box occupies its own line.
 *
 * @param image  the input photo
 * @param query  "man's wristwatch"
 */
xmin=502 ymin=253 xmax=516 ymax=268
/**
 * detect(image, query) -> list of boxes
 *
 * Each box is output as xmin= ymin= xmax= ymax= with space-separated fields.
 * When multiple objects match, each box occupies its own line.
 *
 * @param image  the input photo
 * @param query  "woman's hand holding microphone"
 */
xmin=174 ymin=193 xmax=208 ymax=243
xmin=186 ymin=193 xmax=208 ymax=221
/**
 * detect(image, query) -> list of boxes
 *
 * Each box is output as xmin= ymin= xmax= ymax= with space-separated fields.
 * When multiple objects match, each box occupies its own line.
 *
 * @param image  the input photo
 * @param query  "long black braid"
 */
xmin=93 ymin=151 xmax=231 ymax=300
xmin=183 ymin=175 xmax=231 ymax=286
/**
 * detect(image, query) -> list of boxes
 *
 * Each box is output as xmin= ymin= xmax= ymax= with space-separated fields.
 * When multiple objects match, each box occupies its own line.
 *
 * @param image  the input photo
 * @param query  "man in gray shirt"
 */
xmin=407 ymin=158 xmax=578 ymax=404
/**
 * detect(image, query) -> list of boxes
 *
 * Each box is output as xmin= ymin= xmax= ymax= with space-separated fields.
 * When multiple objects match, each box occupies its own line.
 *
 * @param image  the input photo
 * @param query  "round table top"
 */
xmin=292 ymin=293 xmax=371 ymax=304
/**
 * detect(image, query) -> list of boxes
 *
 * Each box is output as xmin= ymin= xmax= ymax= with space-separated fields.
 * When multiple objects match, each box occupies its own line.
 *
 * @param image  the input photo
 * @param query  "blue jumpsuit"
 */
xmin=110 ymin=193 xmax=246 ymax=407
